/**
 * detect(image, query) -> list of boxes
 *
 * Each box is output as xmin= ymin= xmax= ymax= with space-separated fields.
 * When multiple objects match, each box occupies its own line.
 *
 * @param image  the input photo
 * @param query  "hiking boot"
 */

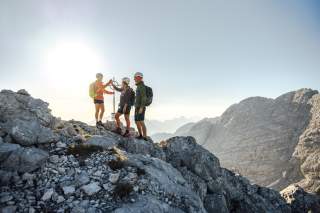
xmin=112 ymin=127 xmax=122 ymax=135
xmin=142 ymin=137 xmax=149 ymax=141
xmin=96 ymin=121 xmax=102 ymax=127
xmin=135 ymin=135 xmax=143 ymax=140
xmin=123 ymin=130 xmax=130 ymax=137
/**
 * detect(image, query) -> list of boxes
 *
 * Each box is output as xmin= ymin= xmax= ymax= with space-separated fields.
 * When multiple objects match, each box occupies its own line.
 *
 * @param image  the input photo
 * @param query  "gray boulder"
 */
xmin=0 ymin=90 xmax=57 ymax=145
xmin=0 ymin=205 xmax=17 ymax=213
xmin=162 ymin=136 xmax=292 ymax=213
xmin=113 ymin=196 xmax=185 ymax=213
xmin=86 ymin=135 xmax=119 ymax=150
xmin=0 ymin=142 xmax=48 ymax=172
xmin=41 ymin=188 xmax=54 ymax=201
xmin=17 ymin=89 xmax=30 ymax=96
xmin=120 ymin=138 xmax=165 ymax=160
xmin=8 ymin=119 xmax=57 ymax=145
xmin=162 ymin=136 xmax=221 ymax=181
xmin=281 ymin=184 xmax=320 ymax=213
xmin=62 ymin=186 xmax=76 ymax=195
xmin=204 ymin=193 xmax=228 ymax=213
xmin=81 ymin=182 xmax=101 ymax=196
xmin=0 ymin=89 xmax=54 ymax=127
xmin=0 ymin=141 xmax=20 ymax=162
xmin=124 ymin=152 xmax=207 ymax=213
xmin=0 ymin=170 xmax=16 ymax=186
xmin=75 ymin=171 xmax=90 ymax=186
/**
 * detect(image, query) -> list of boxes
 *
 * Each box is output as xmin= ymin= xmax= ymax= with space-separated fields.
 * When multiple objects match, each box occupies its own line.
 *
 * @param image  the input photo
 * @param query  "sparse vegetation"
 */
xmin=66 ymin=144 xmax=103 ymax=160
xmin=107 ymin=158 xmax=125 ymax=171
xmin=136 ymin=167 xmax=146 ymax=176
xmin=113 ymin=182 xmax=133 ymax=199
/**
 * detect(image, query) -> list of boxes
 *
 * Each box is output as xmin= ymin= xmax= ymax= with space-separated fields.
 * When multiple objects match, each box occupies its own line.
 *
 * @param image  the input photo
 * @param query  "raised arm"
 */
xmin=112 ymin=83 xmax=123 ymax=92
xmin=104 ymin=89 xmax=114 ymax=95
xmin=103 ymin=79 xmax=113 ymax=88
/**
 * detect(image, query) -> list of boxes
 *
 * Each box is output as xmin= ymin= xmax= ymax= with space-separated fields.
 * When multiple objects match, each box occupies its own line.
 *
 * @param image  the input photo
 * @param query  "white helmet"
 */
xmin=134 ymin=72 xmax=143 ymax=78
xmin=122 ymin=77 xmax=130 ymax=85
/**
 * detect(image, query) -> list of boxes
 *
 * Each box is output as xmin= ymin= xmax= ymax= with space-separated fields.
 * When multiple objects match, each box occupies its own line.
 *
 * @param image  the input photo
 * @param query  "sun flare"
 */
xmin=44 ymin=40 xmax=103 ymax=83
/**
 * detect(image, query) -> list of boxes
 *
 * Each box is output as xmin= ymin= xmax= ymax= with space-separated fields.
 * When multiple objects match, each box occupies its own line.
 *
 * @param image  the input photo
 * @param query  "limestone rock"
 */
xmin=281 ymin=184 xmax=320 ymax=212
xmin=113 ymin=196 xmax=185 ymax=213
xmin=86 ymin=135 xmax=118 ymax=150
xmin=0 ymin=143 xmax=48 ymax=173
xmin=81 ymin=182 xmax=101 ymax=196
xmin=0 ymin=90 xmax=56 ymax=144
xmin=62 ymin=186 xmax=75 ymax=195
xmin=173 ymin=89 xmax=320 ymax=192
xmin=41 ymin=188 xmax=54 ymax=201
xmin=119 ymin=137 xmax=165 ymax=160
xmin=0 ymin=89 xmax=318 ymax=213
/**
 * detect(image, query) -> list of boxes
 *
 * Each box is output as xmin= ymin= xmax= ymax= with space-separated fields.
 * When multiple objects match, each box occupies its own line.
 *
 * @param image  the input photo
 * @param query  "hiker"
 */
xmin=134 ymin=72 xmax=153 ymax=140
xmin=89 ymin=73 xmax=114 ymax=127
xmin=111 ymin=77 xmax=135 ymax=137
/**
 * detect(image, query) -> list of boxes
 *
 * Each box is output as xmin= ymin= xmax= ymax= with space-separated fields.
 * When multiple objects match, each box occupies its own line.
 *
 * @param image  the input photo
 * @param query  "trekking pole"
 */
xmin=111 ymin=77 xmax=116 ymax=120
xmin=111 ymin=78 xmax=120 ymax=121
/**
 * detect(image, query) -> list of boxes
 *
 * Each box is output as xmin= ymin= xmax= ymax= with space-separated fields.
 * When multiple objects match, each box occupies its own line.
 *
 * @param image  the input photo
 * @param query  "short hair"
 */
xmin=96 ymin=73 xmax=103 ymax=78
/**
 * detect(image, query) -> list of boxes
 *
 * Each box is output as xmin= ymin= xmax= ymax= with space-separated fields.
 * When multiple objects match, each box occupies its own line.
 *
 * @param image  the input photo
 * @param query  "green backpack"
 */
xmin=89 ymin=82 xmax=97 ymax=99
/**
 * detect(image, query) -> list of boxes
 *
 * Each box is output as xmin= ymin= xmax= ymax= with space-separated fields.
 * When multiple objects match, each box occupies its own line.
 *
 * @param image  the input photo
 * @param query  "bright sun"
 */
xmin=44 ymin=40 xmax=103 ymax=83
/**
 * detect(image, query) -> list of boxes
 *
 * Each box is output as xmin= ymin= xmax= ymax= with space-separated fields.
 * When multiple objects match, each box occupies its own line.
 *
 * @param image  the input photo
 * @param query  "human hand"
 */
xmin=139 ymin=107 xmax=144 ymax=114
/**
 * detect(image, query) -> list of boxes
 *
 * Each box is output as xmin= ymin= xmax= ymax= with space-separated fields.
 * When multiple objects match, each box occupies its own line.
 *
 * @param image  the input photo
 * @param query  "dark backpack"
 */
xmin=145 ymin=85 xmax=153 ymax=106
xmin=128 ymin=88 xmax=135 ymax=106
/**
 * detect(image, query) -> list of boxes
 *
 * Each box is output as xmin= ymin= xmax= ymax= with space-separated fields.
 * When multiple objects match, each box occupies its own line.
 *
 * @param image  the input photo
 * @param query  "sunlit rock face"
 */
xmin=0 ymin=89 xmax=319 ymax=213
xmin=175 ymin=89 xmax=320 ymax=193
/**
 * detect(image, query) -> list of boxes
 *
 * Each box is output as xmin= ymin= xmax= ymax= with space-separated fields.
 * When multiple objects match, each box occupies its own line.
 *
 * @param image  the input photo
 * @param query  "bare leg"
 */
xmin=115 ymin=112 xmax=121 ymax=128
xmin=99 ymin=104 xmax=105 ymax=121
xmin=136 ymin=121 xmax=142 ymax=136
xmin=141 ymin=121 xmax=147 ymax=137
xmin=124 ymin=114 xmax=130 ymax=130
xmin=95 ymin=104 xmax=100 ymax=122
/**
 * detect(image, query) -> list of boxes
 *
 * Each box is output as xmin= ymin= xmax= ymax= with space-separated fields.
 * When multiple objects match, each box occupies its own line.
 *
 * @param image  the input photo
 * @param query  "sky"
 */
xmin=0 ymin=0 xmax=319 ymax=123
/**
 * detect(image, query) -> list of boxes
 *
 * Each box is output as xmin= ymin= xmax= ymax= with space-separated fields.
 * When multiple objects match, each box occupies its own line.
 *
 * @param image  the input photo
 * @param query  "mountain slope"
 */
xmin=172 ymin=89 xmax=320 ymax=193
xmin=152 ymin=118 xmax=219 ymax=142
xmin=1 ymin=89 xmax=319 ymax=212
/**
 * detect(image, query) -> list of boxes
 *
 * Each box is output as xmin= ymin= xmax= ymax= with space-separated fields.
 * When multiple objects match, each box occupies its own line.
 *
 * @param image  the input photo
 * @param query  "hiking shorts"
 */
xmin=134 ymin=107 xmax=146 ymax=122
xmin=117 ymin=105 xmax=132 ymax=115
xmin=94 ymin=99 xmax=104 ymax=104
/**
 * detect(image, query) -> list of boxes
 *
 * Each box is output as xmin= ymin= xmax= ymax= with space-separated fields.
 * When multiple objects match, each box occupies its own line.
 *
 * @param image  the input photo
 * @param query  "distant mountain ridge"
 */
xmin=145 ymin=116 xmax=197 ymax=135
xmin=158 ymin=89 xmax=320 ymax=195
xmin=151 ymin=118 xmax=219 ymax=142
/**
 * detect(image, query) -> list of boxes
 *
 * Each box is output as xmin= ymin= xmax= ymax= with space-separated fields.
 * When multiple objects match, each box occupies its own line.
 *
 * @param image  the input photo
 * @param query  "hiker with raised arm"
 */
xmin=111 ymin=77 xmax=135 ymax=137
xmin=133 ymin=72 xmax=153 ymax=141
xmin=89 ymin=73 xmax=114 ymax=127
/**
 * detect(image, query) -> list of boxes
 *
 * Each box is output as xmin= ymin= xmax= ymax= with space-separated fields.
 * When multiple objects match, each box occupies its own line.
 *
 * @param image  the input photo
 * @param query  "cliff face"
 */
xmin=173 ymin=89 xmax=320 ymax=193
xmin=293 ymin=93 xmax=320 ymax=194
xmin=1 ymin=89 xmax=319 ymax=212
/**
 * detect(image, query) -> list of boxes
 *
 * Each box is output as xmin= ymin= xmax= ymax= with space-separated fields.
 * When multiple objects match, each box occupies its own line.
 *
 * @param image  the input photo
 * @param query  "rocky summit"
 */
xmin=0 ymin=89 xmax=319 ymax=213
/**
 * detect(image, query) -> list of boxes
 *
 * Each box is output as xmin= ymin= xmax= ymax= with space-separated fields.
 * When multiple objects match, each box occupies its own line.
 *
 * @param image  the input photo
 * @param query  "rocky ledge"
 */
xmin=0 ymin=89 xmax=319 ymax=213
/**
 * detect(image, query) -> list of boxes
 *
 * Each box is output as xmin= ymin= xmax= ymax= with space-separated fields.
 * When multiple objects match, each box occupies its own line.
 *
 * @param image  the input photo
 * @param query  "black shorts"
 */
xmin=117 ymin=105 xmax=132 ymax=115
xmin=94 ymin=99 xmax=104 ymax=104
xmin=134 ymin=107 xmax=146 ymax=121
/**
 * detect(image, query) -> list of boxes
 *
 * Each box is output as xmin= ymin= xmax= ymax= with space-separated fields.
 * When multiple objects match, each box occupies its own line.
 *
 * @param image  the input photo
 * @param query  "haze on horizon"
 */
xmin=0 ymin=0 xmax=319 ymax=123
